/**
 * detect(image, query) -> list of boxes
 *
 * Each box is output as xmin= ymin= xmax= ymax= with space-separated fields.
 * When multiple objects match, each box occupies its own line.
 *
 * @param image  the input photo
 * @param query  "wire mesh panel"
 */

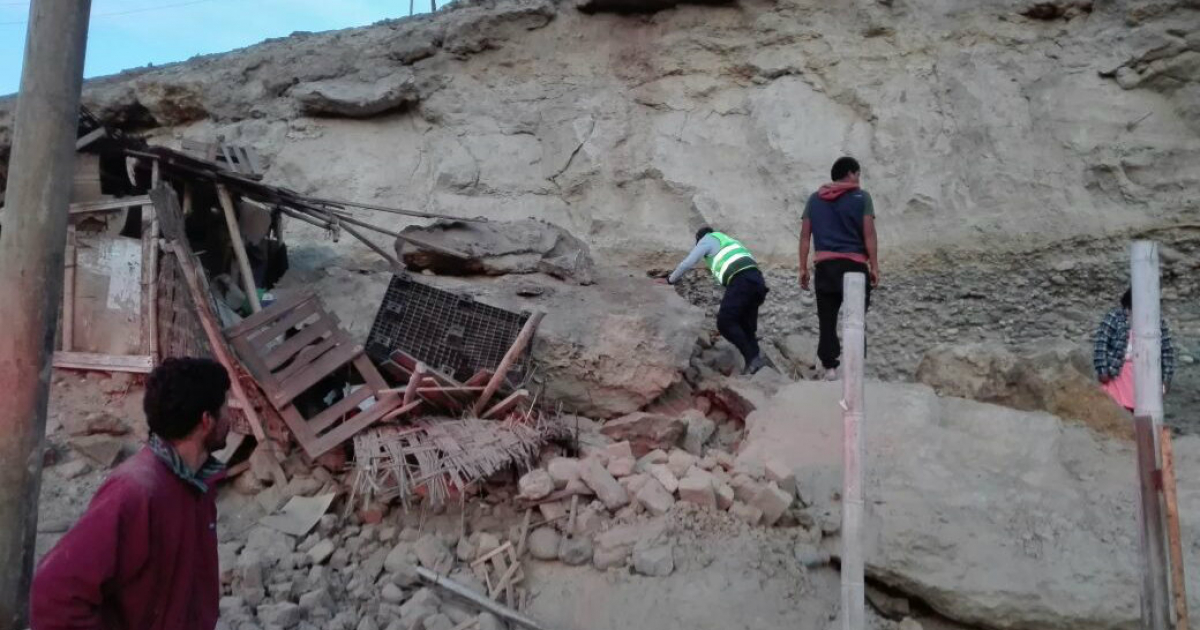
xmin=366 ymin=275 xmax=531 ymax=385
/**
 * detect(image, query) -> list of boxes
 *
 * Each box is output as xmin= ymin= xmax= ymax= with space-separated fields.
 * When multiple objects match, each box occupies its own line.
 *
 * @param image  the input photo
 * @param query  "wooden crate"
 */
xmin=224 ymin=290 xmax=408 ymax=458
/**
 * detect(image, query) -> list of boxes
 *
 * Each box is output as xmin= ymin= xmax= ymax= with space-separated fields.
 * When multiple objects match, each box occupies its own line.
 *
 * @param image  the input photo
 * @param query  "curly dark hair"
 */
xmin=143 ymin=357 xmax=231 ymax=440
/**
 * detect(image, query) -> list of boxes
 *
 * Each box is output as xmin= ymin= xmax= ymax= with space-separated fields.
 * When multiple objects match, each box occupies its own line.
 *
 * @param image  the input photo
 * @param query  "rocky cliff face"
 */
xmin=2 ymin=0 xmax=1198 ymax=270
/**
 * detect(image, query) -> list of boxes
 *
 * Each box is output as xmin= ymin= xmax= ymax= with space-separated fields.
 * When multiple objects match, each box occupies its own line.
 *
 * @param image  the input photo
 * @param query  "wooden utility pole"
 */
xmin=0 ymin=1 xmax=92 ymax=626
xmin=841 ymin=272 xmax=867 ymax=630
xmin=1130 ymin=240 xmax=1170 ymax=630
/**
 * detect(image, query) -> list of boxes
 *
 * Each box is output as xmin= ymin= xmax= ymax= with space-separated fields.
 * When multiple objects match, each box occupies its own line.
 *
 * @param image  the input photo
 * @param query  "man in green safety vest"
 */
xmin=664 ymin=227 xmax=772 ymax=375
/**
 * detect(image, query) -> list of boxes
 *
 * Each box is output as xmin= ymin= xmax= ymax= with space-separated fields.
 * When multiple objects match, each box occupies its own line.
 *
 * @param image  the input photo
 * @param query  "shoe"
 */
xmin=745 ymin=355 xmax=767 ymax=375
xmin=823 ymin=367 xmax=839 ymax=381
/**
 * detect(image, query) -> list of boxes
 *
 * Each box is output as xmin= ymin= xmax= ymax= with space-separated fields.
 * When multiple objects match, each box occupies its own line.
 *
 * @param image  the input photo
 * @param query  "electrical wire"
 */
xmin=0 ymin=0 xmax=227 ymax=25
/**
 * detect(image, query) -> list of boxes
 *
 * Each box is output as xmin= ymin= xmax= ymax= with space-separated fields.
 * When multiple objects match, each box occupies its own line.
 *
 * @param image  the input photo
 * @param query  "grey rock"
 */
xmin=632 ymin=542 xmax=674 ymax=577
xmin=557 ymin=534 xmax=593 ymax=566
xmin=527 ymin=527 xmax=561 ymax=561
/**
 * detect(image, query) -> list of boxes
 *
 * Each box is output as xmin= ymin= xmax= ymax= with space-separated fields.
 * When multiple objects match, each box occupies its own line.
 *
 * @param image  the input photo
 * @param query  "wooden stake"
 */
xmin=516 ymin=508 xmax=533 ymax=557
xmin=405 ymin=363 xmax=426 ymax=406
xmin=62 ymin=225 xmax=76 ymax=351
xmin=1161 ymin=426 xmax=1190 ymax=630
xmin=1132 ymin=241 xmax=1171 ymax=630
xmin=840 ymin=272 xmax=866 ymax=630
xmin=473 ymin=312 xmax=544 ymax=416
xmin=216 ymin=184 xmax=262 ymax=313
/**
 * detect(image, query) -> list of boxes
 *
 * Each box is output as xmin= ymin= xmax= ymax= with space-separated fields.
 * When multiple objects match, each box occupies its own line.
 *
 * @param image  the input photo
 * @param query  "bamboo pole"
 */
xmin=216 ymin=184 xmax=262 ymax=313
xmin=473 ymin=311 xmax=545 ymax=416
xmin=0 ymin=1 xmax=92 ymax=624
xmin=840 ymin=272 xmax=867 ymax=630
xmin=306 ymin=195 xmax=488 ymax=223
xmin=1161 ymin=426 xmax=1190 ymax=630
xmin=1131 ymin=240 xmax=1170 ymax=630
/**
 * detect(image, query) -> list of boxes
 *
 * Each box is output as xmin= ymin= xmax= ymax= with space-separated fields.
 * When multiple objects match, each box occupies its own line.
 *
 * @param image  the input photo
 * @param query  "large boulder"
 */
xmin=915 ymin=342 xmax=1133 ymax=439
xmin=738 ymin=380 xmax=1200 ymax=630
xmin=414 ymin=268 xmax=703 ymax=418
xmin=397 ymin=219 xmax=595 ymax=285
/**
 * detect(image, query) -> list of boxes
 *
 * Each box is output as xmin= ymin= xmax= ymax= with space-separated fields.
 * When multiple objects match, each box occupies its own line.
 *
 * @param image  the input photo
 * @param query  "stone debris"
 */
xmin=645 ymin=464 xmax=679 ymax=494
xmin=764 ymin=458 xmax=796 ymax=496
xmin=729 ymin=501 xmax=763 ymax=525
xmin=635 ymin=478 xmax=676 ymax=516
xmin=677 ymin=474 xmax=717 ymax=510
xmin=666 ymin=450 xmax=698 ymax=479
xmin=606 ymin=455 xmax=637 ymax=478
xmin=558 ymin=534 xmax=594 ymax=566
xmin=518 ymin=469 xmax=555 ymax=500
xmin=632 ymin=542 xmax=674 ymax=577
xmin=578 ymin=457 xmax=630 ymax=510
xmin=682 ymin=410 xmax=716 ymax=456
xmin=528 ymin=527 xmax=562 ymax=561
xmin=751 ymin=482 xmax=793 ymax=526
xmin=546 ymin=457 xmax=581 ymax=488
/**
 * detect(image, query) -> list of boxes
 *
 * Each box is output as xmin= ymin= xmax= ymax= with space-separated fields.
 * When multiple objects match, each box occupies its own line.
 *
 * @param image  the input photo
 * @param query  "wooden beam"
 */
xmin=68 ymin=195 xmax=151 ymax=214
xmin=404 ymin=363 xmax=426 ymax=406
xmin=141 ymin=203 xmax=159 ymax=360
xmin=74 ymin=127 xmax=106 ymax=151
xmin=339 ymin=221 xmax=403 ymax=270
xmin=482 ymin=390 xmax=529 ymax=420
xmin=1161 ymin=426 xmax=1190 ymax=630
xmin=473 ymin=311 xmax=544 ymax=416
xmin=53 ymin=352 xmax=154 ymax=373
xmin=216 ymin=184 xmax=262 ymax=313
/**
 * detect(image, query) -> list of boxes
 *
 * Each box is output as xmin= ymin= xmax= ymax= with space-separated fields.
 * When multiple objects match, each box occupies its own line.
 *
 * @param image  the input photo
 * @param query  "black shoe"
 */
xmin=745 ymin=355 xmax=767 ymax=375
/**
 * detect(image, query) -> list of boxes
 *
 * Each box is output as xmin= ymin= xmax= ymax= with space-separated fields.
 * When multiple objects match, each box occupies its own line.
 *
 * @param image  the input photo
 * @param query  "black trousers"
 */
xmin=717 ymin=268 xmax=769 ymax=366
xmin=815 ymin=260 xmax=871 ymax=369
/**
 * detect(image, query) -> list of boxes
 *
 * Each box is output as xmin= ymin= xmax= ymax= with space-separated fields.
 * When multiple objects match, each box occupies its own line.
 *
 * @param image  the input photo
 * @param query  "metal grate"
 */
xmin=366 ymin=275 xmax=531 ymax=385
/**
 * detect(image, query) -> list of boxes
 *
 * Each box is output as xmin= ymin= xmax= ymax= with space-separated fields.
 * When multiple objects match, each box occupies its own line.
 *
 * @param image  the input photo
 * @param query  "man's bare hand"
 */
xmin=799 ymin=268 xmax=810 ymax=291
xmin=655 ymin=277 xmax=670 ymax=286
xmin=869 ymin=265 xmax=881 ymax=287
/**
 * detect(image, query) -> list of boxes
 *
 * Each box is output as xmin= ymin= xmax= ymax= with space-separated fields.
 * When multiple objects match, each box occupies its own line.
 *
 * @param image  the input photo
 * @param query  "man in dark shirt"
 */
xmin=31 ymin=357 xmax=232 ymax=630
xmin=798 ymin=157 xmax=880 ymax=380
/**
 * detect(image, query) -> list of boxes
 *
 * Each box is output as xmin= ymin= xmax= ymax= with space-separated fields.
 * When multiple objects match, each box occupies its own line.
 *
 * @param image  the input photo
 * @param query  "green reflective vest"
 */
xmin=704 ymin=232 xmax=757 ymax=286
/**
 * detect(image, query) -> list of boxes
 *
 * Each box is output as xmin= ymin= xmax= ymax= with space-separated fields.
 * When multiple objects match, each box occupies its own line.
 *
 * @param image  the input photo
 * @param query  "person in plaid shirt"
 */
xmin=1093 ymin=288 xmax=1176 ymax=411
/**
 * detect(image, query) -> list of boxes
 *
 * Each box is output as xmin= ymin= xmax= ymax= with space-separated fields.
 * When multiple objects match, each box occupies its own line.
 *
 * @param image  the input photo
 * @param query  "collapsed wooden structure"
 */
xmin=36 ymin=116 xmax=551 ymax=491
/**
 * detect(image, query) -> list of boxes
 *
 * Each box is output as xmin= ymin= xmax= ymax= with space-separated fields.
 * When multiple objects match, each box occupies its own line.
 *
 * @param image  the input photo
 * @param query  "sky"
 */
xmin=0 ymin=0 xmax=429 ymax=96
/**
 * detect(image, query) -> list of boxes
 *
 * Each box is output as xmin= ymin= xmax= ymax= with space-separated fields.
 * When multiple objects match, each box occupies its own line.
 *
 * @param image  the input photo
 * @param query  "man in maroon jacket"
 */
xmin=31 ymin=357 xmax=232 ymax=630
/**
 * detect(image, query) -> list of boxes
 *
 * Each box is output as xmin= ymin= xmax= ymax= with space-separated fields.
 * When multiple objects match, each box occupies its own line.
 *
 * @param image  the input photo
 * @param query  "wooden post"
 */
xmin=473 ymin=311 xmax=545 ymax=416
xmin=840 ymin=272 xmax=866 ymax=630
xmin=216 ymin=184 xmax=262 ymax=313
xmin=62 ymin=224 xmax=77 ymax=351
xmin=1161 ymin=426 xmax=1190 ymax=630
xmin=141 ymin=203 xmax=159 ymax=360
xmin=1131 ymin=241 xmax=1171 ymax=630
xmin=0 ymin=1 xmax=92 ymax=625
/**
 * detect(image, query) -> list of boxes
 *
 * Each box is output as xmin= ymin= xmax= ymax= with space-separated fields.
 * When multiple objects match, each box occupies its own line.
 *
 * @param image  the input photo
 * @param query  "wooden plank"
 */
xmin=217 ymin=185 xmax=262 ymax=313
xmin=262 ymin=319 xmax=333 ymax=370
xmin=272 ymin=339 xmax=362 ymax=407
xmin=473 ymin=312 xmax=544 ymax=416
xmin=248 ymin=300 xmax=321 ymax=352
xmin=354 ymin=352 xmax=390 ymax=393
xmin=53 ymin=351 xmax=154 ymax=373
xmin=273 ymin=334 xmax=341 ymax=384
xmin=61 ymin=225 xmax=76 ymax=351
xmin=245 ymin=146 xmax=263 ymax=175
xmin=220 ymin=144 xmax=238 ymax=173
xmin=305 ymin=386 xmax=374 ymax=436
xmin=75 ymin=127 xmax=107 ymax=151
xmin=141 ymin=204 xmax=159 ymax=358
xmin=69 ymin=195 xmax=151 ymax=214
xmin=230 ymin=334 xmax=277 ymax=390
xmin=482 ymin=390 xmax=529 ymax=420
xmin=464 ymin=370 xmax=493 ymax=387
xmin=1161 ymin=426 xmax=1190 ymax=630
xmin=419 ymin=386 xmax=486 ymax=395
xmin=224 ymin=290 xmax=315 ymax=339
xmin=301 ymin=395 xmax=404 ymax=458
xmin=146 ymin=208 xmax=160 ymax=363
xmin=515 ymin=508 xmax=533 ymax=557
